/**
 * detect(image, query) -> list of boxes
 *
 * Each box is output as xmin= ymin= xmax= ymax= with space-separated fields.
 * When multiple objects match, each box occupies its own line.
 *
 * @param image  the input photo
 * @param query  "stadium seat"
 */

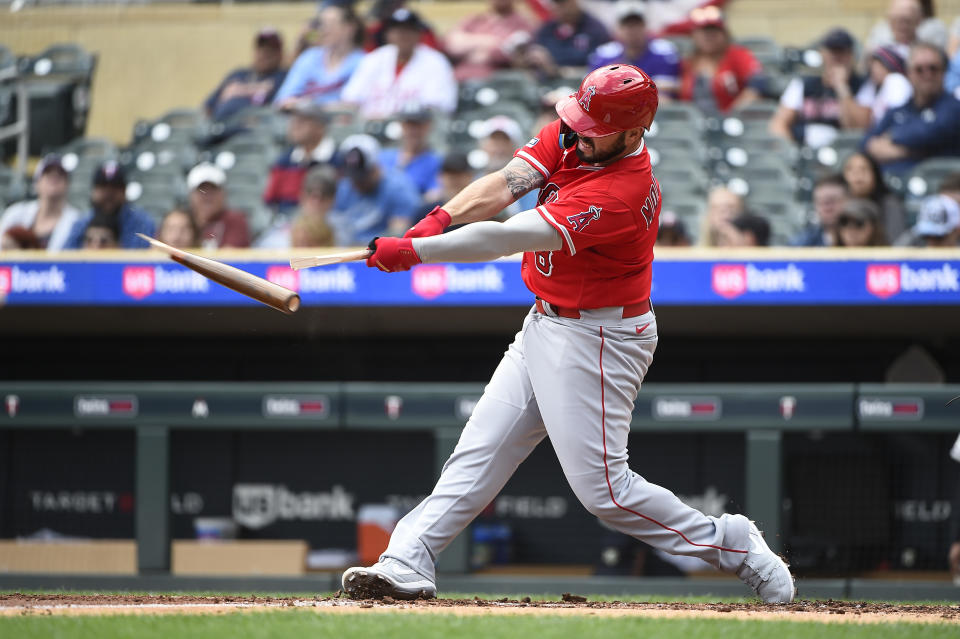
xmin=209 ymin=132 xmax=277 ymax=174
xmin=126 ymin=166 xmax=187 ymax=207
xmin=721 ymin=134 xmax=799 ymax=170
xmin=737 ymin=36 xmax=782 ymax=70
xmin=326 ymin=120 xmax=366 ymax=146
xmin=57 ymin=137 xmax=118 ymax=176
xmin=722 ymin=102 xmax=780 ymax=138
xmin=220 ymin=106 xmax=288 ymax=146
xmin=0 ymin=165 xmax=27 ymax=206
xmin=748 ymin=195 xmax=804 ymax=225
xmin=226 ymin=187 xmax=272 ymax=238
xmin=651 ymin=103 xmax=706 ymax=134
xmin=653 ymin=164 xmax=710 ymax=195
xmin=460 ymin=70 xmax=540 ymax=111
xmin=451 ymin=103 xmax=535 ymax=149
xmin=132 ymin=108 xmax=209 ymax=147
xmin=803 ymin=130 xmax=864 ymax=172
xmin=0 ymin=44 xmax=12 ymax=67
xmin=17 ymin=43 xmax=97 ymax=154
xmin=134 ymin=194 xmax=177 ymax=222
xmin=224 ymin=168 xmax=267 ymax=194
xmin=125 ymin=140 xmax=198 ymax=175
xmin=661 ymin=194 xmax=705 ymax=241
xmin=647 ymin=134 xmax=708 ymax=167
xmin=723 ymin=156 xmax=797 ymax=200
xmin=57 ymin=136 xmax=116 ymax=159
xmin=362 ymin=114 xmax=452 ymax=154
xmin=22 ymin=43 xmax=96 ymax=78
xmin=904 ymin=158 xmax=960 ymax=198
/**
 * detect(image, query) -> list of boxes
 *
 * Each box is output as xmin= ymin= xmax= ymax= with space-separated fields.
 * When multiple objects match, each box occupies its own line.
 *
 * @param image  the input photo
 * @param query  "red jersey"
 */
xmin=514 ymin=119 xmax=660 ymax=309
xmin=678 ymin=45 xmax=762 ymax=113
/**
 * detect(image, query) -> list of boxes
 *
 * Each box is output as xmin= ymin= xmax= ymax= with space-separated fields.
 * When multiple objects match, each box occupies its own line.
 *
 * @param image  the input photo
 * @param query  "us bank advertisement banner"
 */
xmin=1 ymin=258 xmax=958 ymax=306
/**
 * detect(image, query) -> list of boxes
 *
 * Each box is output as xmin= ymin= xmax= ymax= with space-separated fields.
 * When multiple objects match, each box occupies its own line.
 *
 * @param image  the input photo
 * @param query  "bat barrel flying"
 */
xmin=137 ymin=234 xmax=300 ymax=314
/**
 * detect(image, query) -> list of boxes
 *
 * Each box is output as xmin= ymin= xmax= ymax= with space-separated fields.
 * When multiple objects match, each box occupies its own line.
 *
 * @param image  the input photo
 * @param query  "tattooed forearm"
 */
xmin=500 ymin=158 xmax=545 ymax=199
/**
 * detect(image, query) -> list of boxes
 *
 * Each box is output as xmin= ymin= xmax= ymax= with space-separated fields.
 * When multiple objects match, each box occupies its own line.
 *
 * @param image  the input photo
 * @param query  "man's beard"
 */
xmin=575 ymin=132 xmax=628 ymax=164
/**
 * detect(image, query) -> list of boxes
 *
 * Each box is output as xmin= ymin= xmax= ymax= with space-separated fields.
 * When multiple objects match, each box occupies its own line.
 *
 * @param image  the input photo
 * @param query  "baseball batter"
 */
xmin=343 ymin=65 xmax=796 ymax=603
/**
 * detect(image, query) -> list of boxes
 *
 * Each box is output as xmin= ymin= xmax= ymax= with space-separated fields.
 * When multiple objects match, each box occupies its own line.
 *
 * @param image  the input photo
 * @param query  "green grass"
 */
xmin=0 ymin=610 xmax=955 ymax=639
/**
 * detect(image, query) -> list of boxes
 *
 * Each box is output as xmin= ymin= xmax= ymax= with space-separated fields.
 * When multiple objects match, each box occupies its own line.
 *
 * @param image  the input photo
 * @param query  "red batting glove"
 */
xmin=366 ymin=237 xmax=422 ymax=272
xmin=403 ymin=206 xmax=451 ymax=238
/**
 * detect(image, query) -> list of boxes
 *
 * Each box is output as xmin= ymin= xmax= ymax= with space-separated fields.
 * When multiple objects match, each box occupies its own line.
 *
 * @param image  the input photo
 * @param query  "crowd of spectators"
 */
xmin=3 ymin=0 xmax=960 ymax=252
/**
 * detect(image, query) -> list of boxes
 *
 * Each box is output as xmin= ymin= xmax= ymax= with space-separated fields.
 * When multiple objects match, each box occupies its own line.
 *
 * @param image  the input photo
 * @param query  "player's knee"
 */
xmin=570 ymin=484 xmax=618 ymax=518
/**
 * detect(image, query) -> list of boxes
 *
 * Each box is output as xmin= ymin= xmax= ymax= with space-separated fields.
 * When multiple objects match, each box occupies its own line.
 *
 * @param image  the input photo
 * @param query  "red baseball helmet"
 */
xmin=555 ymin=65 xmax=659 ymax=137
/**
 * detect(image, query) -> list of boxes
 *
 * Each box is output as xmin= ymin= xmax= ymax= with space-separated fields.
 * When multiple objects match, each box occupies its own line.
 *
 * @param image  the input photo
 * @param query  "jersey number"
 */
xmin=538 ymin=183 xmax=560 ymax=206
xmin=534 ymin=251 xmax=554 ymax=277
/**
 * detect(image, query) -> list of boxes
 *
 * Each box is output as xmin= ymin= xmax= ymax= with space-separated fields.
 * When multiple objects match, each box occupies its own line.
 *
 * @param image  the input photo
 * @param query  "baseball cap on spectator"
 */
xmin=384 ymin=8 xmax=424 ymax=31
xmin=441 ymin=152 xmax=472 ymax=174
xmin=93 ymin=160 xmax=127 ymax=188
xmin=33 ymin=154 xmax=68 ymax=181
xmin=479 ymin=115 xmax=524 ymax=145
xmin=339 ymin=134 xmax=382 ymax=179
xmin=689 ymin=5 xmax=725 ymax=29
xmin=820 ymin=27 xmax=855 ymax=51
xmin=616 ymin=1 xmax=646 ymax=23
xmin=287 ymin=99 xmax=330 ymax=123
xmin=187 ymin=162 xmax=227 ymax=191
xmin=914 ymin=194 xmax=960 ymax=237
xmin=255 ymin=27 xmax=283 ymax=49
xmin=871 ymin=45 xmax=906 ymax=74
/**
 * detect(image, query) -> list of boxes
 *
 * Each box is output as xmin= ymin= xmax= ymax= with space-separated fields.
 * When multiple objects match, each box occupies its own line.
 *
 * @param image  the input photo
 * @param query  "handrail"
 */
xmin=0 ymin=61 xmax=28 ymax=182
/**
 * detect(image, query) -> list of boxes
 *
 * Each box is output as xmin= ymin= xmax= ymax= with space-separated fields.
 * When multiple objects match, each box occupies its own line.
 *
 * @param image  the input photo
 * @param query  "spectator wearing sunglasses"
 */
xmin=863 ymin=42 xmax=960 ymax=174
xmin=829 ymin=198 xmax=887 ymax=247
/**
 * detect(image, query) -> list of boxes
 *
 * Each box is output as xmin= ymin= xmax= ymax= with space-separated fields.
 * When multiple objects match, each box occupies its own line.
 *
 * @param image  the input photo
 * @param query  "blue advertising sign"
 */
xmin=0 ymin=257 xmax=958 ymax=307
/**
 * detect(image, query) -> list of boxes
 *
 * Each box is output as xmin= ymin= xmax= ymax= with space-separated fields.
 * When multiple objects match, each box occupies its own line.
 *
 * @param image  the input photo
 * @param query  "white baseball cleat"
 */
xmin=341 ymin=558 xmax=437 ymax=600
xmin=735 ymin=520 xmax=796 ymax=603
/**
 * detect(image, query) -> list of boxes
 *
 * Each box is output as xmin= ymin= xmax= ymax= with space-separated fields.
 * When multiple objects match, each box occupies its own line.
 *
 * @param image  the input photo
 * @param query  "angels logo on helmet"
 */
xmin=578 ymin=86 xmax=597 ymax=111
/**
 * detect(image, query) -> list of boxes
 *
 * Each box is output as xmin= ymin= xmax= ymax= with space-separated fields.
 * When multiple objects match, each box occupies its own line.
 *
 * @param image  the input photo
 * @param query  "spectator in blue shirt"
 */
xmin=587 ymin=2 xmax=681 ymax=97
xmin=863 ymin=42 xmax=960 ymax=174
xmin=378 ymin=108 xmax=442 ymax=201
xmin=273 ymin=5 xmax=366 ymax=107
xmin=328 ymin=134 xmax=420 ymax=246
xmin=65 ymin=161 xmax=155 ymax=249
xmin=204 ymin=28 xmax=288 ymax=123
xmin=518 ymin=0 xmax=608 ymax=75
xmin=946 ymin=47 xmax=960 ymax=96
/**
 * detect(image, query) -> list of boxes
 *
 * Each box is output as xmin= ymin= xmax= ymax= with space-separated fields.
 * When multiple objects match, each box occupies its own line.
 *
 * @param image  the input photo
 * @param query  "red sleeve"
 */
xmin=524 ymin=0 xmax=554 ymax=21
xmin=730 ymin=45 xmax=762 ymax=82
xmin=222 ymin=210 xmax=251 ymax=248
xmin=536 ymin=189 xmax=639 ymax=256
xmin=421 ymin=29 xmax=441 ymax=50
xmin=262 ymin=168 xmax=281 ymax=204
xmin=513 ymin=119 xmax=563 ymax=180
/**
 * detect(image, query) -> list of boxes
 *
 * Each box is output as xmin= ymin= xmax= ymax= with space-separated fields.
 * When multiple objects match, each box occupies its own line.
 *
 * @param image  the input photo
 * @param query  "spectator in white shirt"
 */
xmin=850 ymin=45 xmax=913 ymax=127
xmin=340 ymin=9 xmax=457 ymax=119
xmin=0 ymin=154 xmax=81 ymax=252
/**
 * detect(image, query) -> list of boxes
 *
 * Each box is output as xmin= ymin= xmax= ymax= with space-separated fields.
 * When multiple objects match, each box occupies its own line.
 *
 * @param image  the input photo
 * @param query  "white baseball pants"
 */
xmin=383 ymin=306 xmax=750 ymax=583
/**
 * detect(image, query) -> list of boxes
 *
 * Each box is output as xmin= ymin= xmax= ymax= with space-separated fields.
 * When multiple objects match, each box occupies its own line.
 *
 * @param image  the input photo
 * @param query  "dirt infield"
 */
xmin=1 ymin=594 xmax=958 ymax=624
